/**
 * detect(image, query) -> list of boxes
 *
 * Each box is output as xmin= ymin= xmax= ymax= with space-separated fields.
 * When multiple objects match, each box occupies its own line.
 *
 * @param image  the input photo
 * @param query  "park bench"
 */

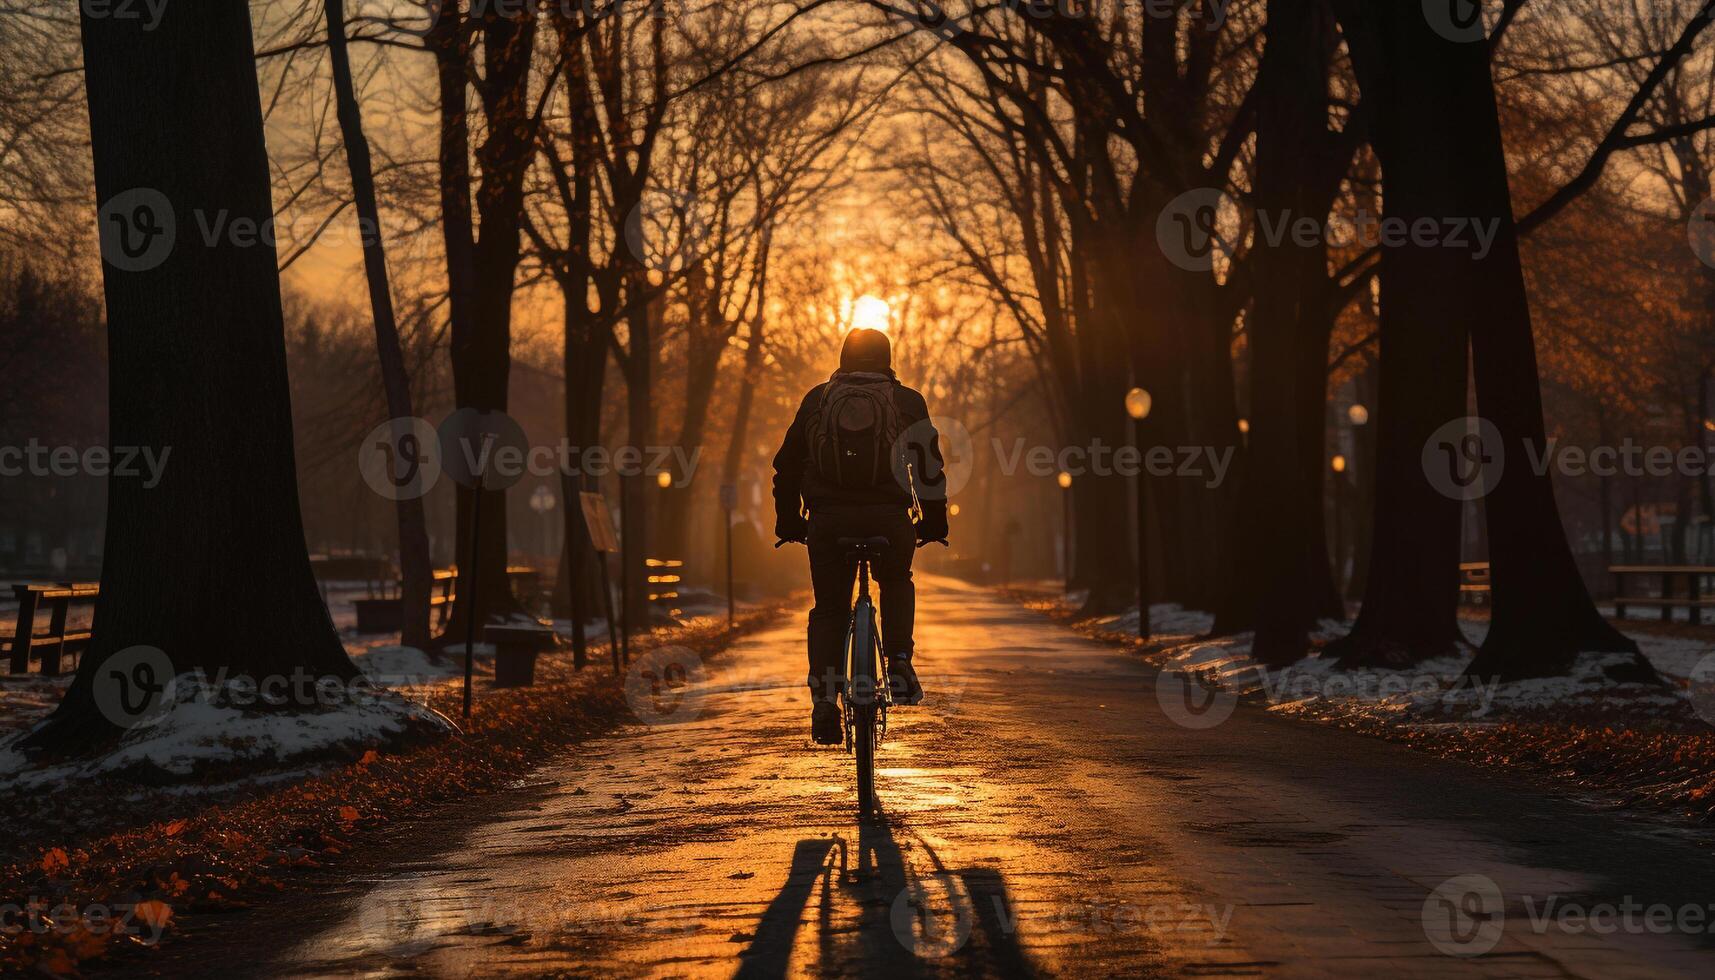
xmin=352 ymin=566 xmax=541 ymax=635
xmin=6 ymin=582 xmax=99 ymax=675
xmin=485 ymin=623 xmax=558 ymax=687
xmin=309 ymin=555 xmax=398 ymax=602
xmin=1459 ymin=562 xmax=1491 ymax=606
xmin=1609 ymin=565 xmax=1715 ymax=624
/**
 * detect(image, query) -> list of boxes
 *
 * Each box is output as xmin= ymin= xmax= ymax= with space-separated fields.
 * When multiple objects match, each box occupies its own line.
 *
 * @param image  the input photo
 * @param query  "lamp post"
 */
xmin=529 ymin=484 xmax=555 ymax=565
xmin=719 ymin=482 xmax=736 ymax=629
xmin=1057 ymin=470 xmax=1073 ymax=594
xmin=1125 ymin=387 xmax=1152 ymax=640
xmin=1331 ymin=454 xmax=1348 ymax=597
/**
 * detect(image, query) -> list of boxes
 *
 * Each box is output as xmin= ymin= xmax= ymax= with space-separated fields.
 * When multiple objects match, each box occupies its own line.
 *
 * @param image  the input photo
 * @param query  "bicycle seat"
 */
xmin=838 ymin=536 xmax=892 ymax=550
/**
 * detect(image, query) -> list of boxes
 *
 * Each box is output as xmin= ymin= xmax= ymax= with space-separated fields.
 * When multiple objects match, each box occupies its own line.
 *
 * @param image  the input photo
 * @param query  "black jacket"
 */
xmin=772 ymin=371 xmax=947 ymax=523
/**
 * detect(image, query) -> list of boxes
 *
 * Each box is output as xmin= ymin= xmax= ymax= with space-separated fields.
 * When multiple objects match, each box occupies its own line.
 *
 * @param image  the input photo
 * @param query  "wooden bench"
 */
xmin=7 ymin=583 xmax=99 ymax=675
xmin=1610 ymin=565 xmax=1715 ymax=624
xmin=1459 ymin=562 xmax=1491 ymax=606
xmin=310 ymin=555 xmax=398 ymax=601
xmin=352 ymin=566 xmax=540 ymax=635
xmin=485 ymin=623 xmax=557 ymax=687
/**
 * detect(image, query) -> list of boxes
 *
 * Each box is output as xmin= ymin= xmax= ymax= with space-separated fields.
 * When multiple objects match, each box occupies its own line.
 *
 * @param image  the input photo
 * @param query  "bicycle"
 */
xmin=777 ymin=532 xmax=944 ymax=823
xmin=839 ymin=535 xmax=892 ymax=822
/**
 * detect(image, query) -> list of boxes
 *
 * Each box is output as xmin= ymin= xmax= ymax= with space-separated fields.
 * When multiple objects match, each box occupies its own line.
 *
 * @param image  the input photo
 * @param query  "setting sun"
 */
xmin=850 ymin=294 xmax=892 ymax=333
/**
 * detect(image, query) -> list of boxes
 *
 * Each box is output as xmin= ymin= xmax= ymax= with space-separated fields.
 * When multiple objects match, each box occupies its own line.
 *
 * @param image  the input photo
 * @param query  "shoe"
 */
xmin=811 ymin=700 xmax=843 ymax=745
xmin=888 ymin=654 xmax=924 ymax=706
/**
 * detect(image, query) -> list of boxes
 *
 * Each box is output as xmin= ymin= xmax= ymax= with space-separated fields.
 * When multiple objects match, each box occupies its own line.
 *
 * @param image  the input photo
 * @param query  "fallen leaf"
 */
xmin=133 ymin=900 xmax=173 ymax=932
xmin=40 ymin=848 xmax=69 ymax=875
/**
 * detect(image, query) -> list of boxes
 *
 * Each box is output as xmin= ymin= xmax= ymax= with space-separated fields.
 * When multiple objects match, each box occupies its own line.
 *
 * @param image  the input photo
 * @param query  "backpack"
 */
xmin=806 ymin=373 xmax=904 ymax=489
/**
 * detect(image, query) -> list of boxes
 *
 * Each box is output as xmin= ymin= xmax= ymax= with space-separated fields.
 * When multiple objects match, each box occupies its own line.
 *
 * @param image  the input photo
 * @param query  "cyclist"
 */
xmin=772 ymin=327 xmax=948 ymax=745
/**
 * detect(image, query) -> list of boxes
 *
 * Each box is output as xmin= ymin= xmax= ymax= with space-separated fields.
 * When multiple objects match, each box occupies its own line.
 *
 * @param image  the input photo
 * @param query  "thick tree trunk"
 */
xmin=324 ymin=0 xmax=433 ymax=651
xmin=1430 ymin=13 xmax=1644 ymax=681
xmin=1210 ymin=0 xmax=1335 ymax=661
xmin=1325 ymin=0 xmax=1469 ymax=668
xmin=37 ymin=0 xmax=355 ymax=747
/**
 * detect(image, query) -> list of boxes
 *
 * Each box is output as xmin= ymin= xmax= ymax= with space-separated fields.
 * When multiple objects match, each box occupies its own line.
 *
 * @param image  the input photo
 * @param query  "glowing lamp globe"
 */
xmin=1125 ymin=388 xmax=1152 ymax=420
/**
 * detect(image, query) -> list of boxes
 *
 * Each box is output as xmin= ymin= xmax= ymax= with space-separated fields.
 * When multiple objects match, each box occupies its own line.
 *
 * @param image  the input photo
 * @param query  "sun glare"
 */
xmin=850 ymin=294 xmax=892 ymax=333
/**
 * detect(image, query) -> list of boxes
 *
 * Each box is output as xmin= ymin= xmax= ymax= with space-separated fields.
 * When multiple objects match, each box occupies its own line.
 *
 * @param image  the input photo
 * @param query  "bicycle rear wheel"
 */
xmin=855 ymin=705 xmax=876 ymax=821
xmin=848 ymin=596 xmax=880 ymax=822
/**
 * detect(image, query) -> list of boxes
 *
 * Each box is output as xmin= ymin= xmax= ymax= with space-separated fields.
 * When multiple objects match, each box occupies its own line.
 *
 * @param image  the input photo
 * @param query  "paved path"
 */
xmin=244 ymin=577 xmax=1715 ymax=977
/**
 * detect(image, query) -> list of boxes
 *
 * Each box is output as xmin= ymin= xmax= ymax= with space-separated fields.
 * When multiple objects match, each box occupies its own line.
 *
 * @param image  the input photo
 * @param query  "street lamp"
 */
xmin=1125 ymin=387 xmax=1152 ymax=641
xmin=1057 ymin=470 xmax=1073 ymax=595
xmin=529 ymin=484 xmax=556 ymax=563
xmin=1331 ymin=455 xmax=1348 ymax=598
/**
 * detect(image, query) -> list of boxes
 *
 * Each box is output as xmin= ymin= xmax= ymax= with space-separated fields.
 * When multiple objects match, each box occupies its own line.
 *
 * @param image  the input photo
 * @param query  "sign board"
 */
xmin=718 ymin=483 xmax=737 ymax=511
xmin=579 ymin=492 xmax=621 ymax=554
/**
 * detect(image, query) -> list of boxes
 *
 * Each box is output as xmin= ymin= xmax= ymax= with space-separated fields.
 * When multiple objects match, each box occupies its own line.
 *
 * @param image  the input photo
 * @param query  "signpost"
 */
xmin=719 ymin=483 xmax=737 ymax=628
xmin=579 ymin=491 xmax=624 ymax=673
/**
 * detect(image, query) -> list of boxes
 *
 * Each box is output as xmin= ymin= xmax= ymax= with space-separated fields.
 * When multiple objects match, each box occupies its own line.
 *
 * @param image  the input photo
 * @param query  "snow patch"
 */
xmin=1155 ymin=620 xmax=1705 ymax=728
xmin=0 ymin=680 xmax=455 ymax=790
xmin=1094 ymin=603 xmax=1217 ymax=640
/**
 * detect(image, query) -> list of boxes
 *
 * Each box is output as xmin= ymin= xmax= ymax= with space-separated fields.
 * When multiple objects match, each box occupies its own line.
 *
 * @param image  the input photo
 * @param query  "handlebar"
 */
xmin=777 ymin=537 xmax=949 ymax=549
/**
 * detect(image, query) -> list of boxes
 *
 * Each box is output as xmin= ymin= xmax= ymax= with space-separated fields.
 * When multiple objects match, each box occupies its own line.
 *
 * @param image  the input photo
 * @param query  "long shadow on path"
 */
xmin=739 ymin=812 xmax=1040 ymax=978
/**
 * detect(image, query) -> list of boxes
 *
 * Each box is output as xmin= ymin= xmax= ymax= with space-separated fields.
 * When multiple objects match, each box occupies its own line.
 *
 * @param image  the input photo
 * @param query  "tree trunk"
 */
xmin=1210 ymin=0 xmax=1335 ymax=661
xmin=324 ymin=0 xmax=433 ymax=651
xmin=439 ymin=7 xmax=536 ymax=640
xmin=37 ymin=0 xmax=355 ymax=748
xmin=622 ymin=286 xmax=657 ymax=632
xmin=1441 ymin=9 xmax=1646 ymax=680
xmin=553 ymin=300 xmax=608 ymax=666
xmin=1325 ymin=0 xmax=1469 ymax=668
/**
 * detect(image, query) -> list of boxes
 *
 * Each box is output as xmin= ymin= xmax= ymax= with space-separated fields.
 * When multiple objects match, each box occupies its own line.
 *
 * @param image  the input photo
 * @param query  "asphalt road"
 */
xmin=236 ymin=576 xmax=1715 ymax=978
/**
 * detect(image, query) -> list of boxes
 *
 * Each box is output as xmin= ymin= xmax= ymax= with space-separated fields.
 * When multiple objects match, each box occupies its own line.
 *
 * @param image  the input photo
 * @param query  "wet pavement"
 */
xmin=231 ymin=577 xmax=1715 ymax=977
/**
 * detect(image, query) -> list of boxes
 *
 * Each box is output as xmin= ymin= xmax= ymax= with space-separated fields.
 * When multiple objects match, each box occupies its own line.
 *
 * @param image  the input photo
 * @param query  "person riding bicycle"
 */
xmin=772 ymin=327 xmax=948 ymax=745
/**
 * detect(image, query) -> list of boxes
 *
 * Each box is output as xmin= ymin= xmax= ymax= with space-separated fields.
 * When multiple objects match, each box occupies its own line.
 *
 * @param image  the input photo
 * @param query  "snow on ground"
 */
xmin=1092 ymin=603 xmax=1217 ymax=641
xmin=1147 ymin=614 xmax=1714 ymax=730
xmin=0 ymin=681 xmax=455 ymax=791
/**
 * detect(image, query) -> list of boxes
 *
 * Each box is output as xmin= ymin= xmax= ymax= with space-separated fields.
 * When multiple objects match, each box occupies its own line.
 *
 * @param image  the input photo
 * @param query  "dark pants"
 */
xmin=806 ymin=506 xmax=916 ymax=702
